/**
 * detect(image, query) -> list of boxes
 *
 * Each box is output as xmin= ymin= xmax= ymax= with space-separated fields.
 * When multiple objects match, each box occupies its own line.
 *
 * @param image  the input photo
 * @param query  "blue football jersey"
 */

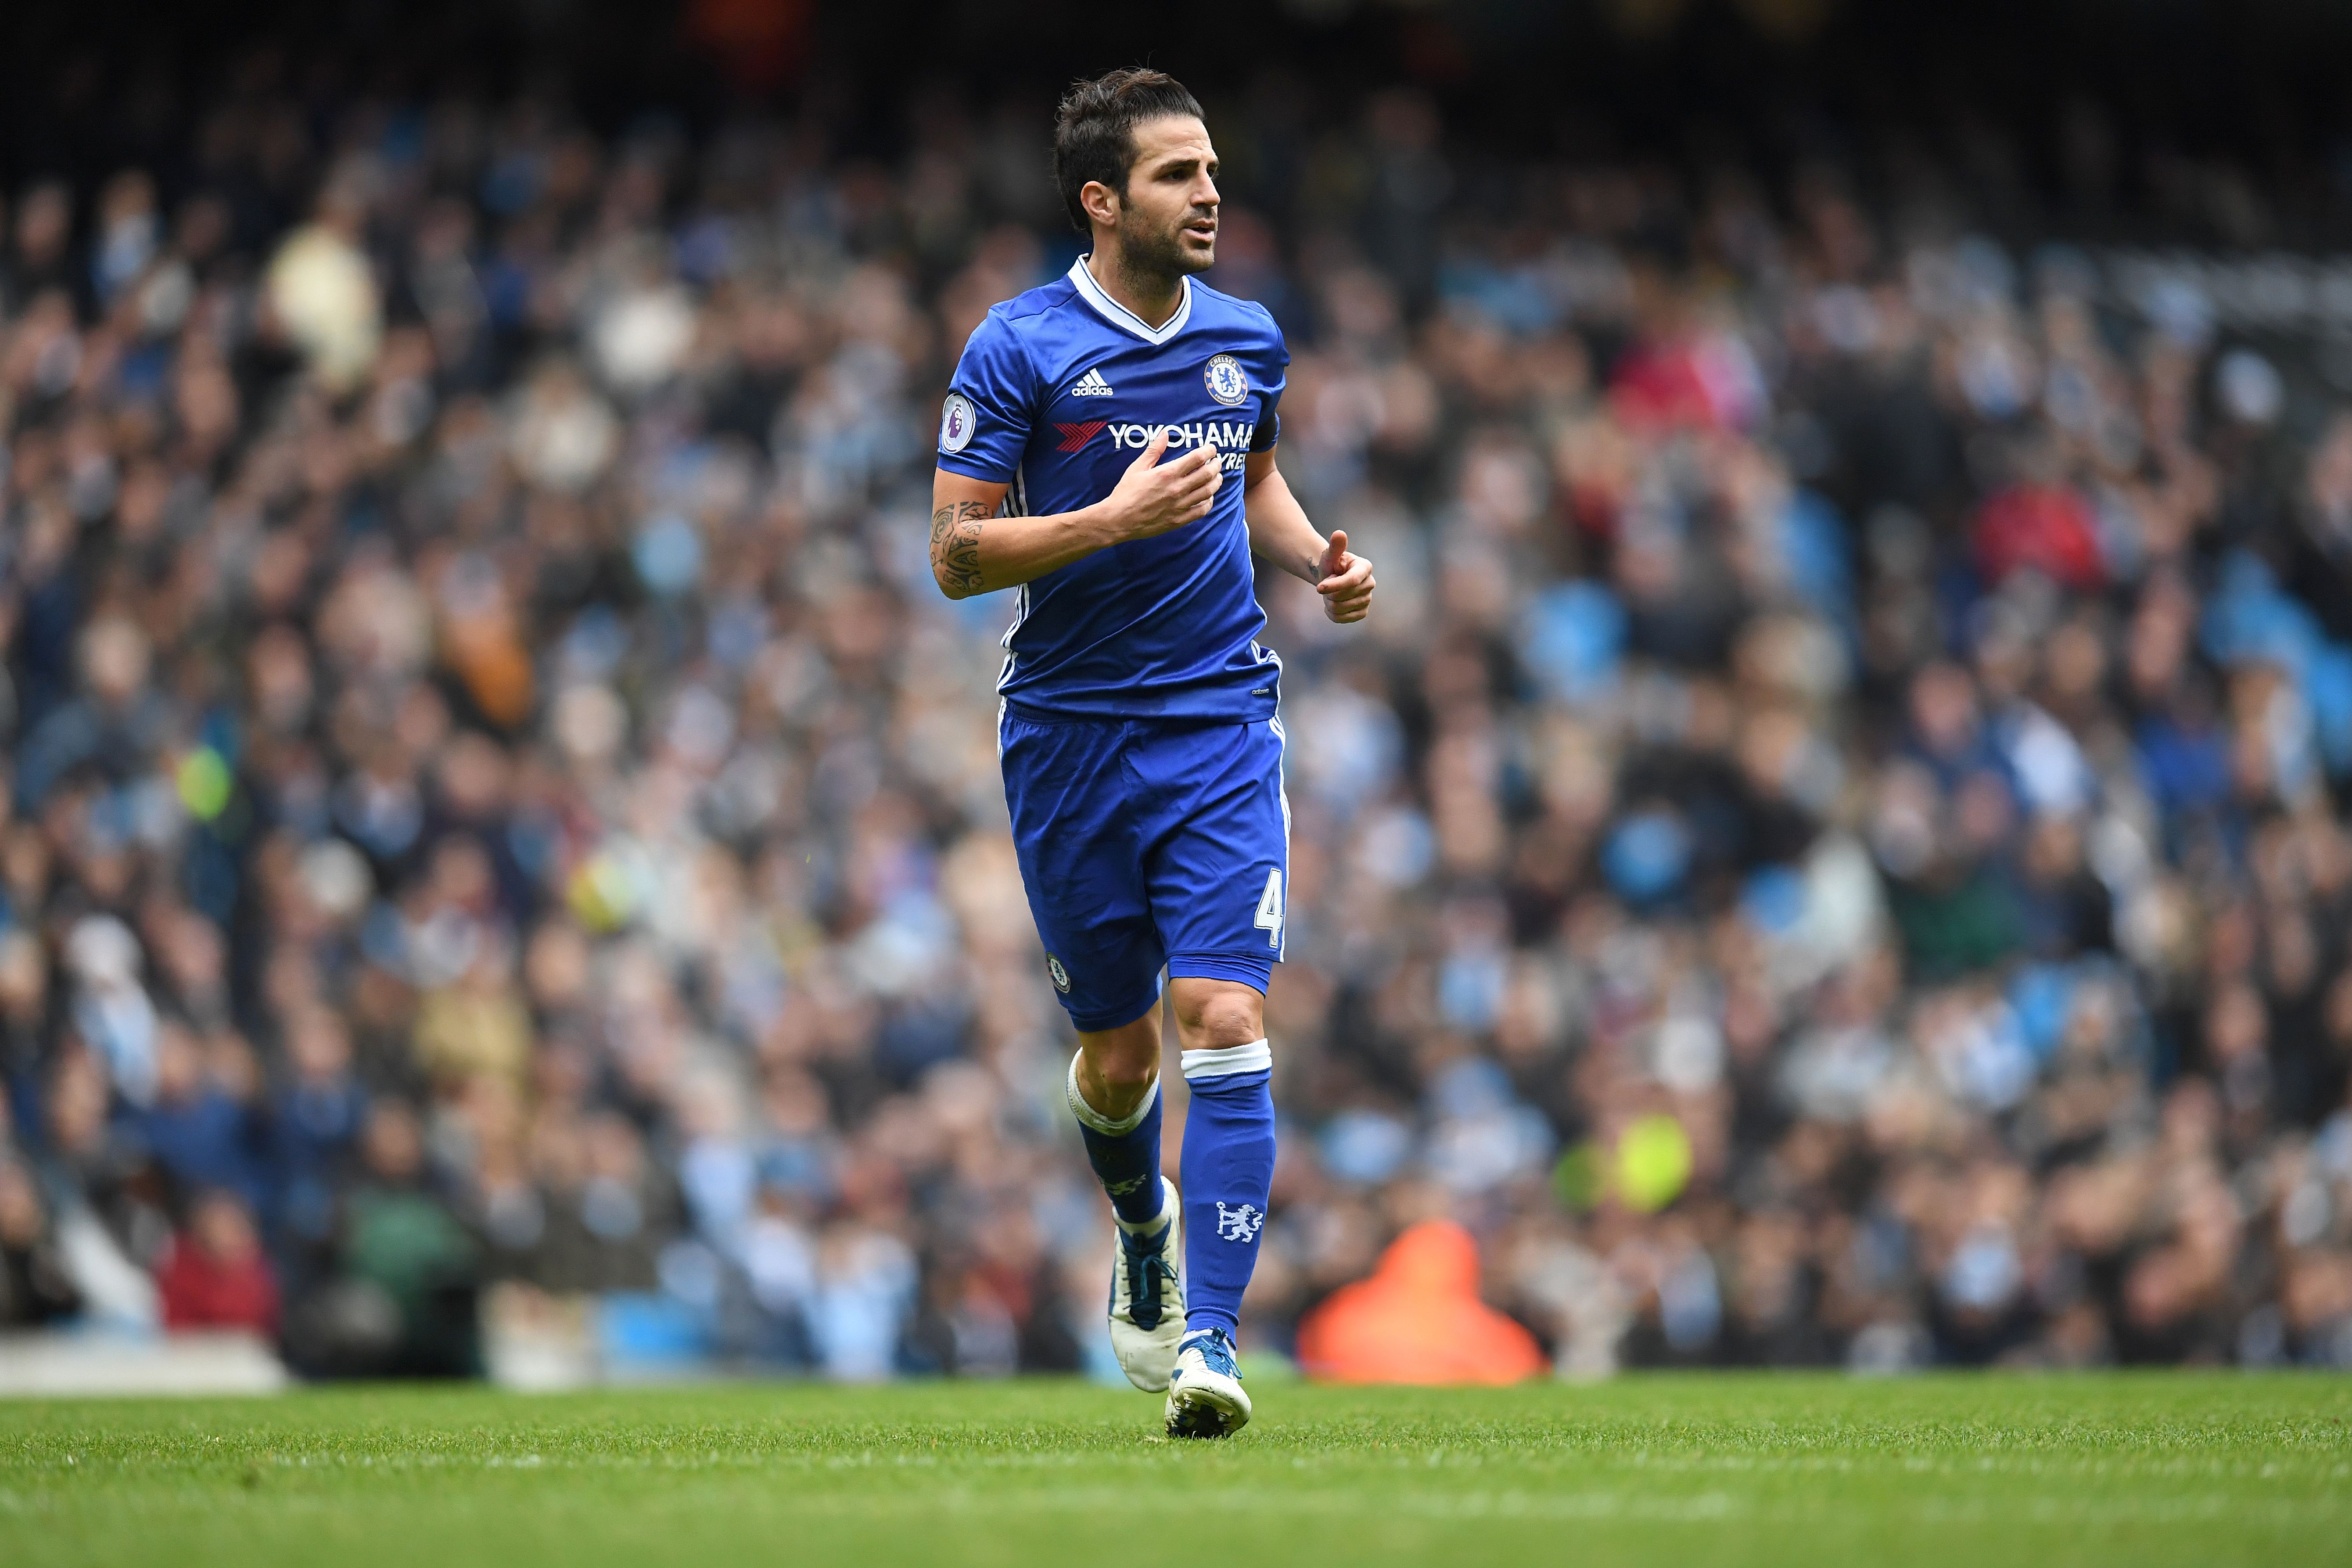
xmin=936 ymin=258 xmax=1289 ymax=721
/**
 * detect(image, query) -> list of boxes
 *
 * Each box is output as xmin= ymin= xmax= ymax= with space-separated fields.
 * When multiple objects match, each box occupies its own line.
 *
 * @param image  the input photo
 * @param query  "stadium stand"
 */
xmin=5 ymin=36 xmax=2352 ymax=1384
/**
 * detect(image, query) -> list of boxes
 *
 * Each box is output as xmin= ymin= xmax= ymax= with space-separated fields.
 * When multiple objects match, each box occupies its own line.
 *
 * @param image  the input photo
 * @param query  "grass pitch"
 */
xmin=2 ymin=1373 xmax=2347 ymax=1566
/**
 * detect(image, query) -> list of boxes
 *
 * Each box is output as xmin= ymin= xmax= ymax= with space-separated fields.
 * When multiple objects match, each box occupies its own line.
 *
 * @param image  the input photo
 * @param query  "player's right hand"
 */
xmin=1105 ymin=427 xmax=1222 ymax=540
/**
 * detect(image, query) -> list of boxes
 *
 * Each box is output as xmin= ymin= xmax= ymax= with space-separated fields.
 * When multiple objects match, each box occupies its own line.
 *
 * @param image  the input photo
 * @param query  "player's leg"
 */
xmin=1162 ymin=976 xmax=1271 ymax=1436
xmin=1069 ymin=1004 xmax=1164 ymax=1227
xmin=1067 ymin=999 xmax=1189 ymax=1390
xmin=1130 ymin=716 xmax=1289 ymax=1436
xmin=998 ymin=711 xmax=1185 ymax=1390
xmin=1168 ymin=976 xmax=1274 ymax=1341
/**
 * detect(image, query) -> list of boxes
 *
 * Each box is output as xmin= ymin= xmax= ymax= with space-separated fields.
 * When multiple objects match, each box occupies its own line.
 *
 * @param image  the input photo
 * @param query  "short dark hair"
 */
xmin=1052 ymin=68 xmax=1205 ymax=233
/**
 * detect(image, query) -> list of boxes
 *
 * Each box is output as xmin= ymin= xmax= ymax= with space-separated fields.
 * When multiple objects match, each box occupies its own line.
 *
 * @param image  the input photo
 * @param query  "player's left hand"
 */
xmin=1316 ymin=530 xmax=1375 ymax=624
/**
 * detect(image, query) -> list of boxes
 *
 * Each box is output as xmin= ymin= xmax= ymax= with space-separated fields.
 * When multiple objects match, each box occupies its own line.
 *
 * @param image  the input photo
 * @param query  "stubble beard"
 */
xmin=1115 ymin=208 xmax=1213 ymax=296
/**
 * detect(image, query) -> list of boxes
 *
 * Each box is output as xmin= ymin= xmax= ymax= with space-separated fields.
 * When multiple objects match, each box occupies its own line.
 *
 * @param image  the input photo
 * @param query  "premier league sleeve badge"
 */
xmin=940 ymin=391 xmax=976 ymax=452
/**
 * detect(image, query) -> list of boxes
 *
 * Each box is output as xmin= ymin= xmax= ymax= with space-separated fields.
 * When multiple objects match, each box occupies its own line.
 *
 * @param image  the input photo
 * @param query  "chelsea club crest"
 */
xmin=1203 ymin=353 xmax=1250 ymax=407
xmin=1046 ymin=954 xmax=1071 ymax=994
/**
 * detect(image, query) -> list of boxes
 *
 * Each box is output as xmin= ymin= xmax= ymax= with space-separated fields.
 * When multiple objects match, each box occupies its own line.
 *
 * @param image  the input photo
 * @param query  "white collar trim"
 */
xmin=1067 ymin=257 xmax=1193 ymax=345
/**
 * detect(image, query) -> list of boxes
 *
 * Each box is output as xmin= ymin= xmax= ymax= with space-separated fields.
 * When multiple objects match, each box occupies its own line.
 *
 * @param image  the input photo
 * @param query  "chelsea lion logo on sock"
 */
xmin=1215 ymin=1202 xmax=1264 ymax=1242
xmin=1046 ymin=954 xmax=1071 ymax=994
xmin=1203 ymin=353 xmax=1249 ymax=407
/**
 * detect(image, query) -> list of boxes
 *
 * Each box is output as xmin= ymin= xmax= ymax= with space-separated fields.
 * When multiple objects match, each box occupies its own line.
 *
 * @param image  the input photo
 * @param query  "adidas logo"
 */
xmin=1071 ymin=368 xmax=1115 ymax=397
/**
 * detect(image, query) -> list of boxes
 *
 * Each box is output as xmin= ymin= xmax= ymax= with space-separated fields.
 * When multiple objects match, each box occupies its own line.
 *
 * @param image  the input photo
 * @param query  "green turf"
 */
xmin=1 ymin=1373 xmax=2348 ymax=1566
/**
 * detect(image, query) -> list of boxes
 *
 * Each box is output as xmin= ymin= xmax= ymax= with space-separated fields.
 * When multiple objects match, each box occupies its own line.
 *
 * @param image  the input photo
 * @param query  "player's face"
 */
xmin=1117 ymin=115 xmax=1219 ymax=277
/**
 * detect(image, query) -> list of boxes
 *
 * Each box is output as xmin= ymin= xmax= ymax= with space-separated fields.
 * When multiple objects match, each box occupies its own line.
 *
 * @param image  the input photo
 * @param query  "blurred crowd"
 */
xmin=5 ymin=66 xmax=2352 ymax=1381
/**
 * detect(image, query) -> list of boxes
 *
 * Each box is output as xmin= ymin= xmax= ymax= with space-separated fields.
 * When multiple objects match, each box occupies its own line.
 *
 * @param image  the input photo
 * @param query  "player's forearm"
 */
xmin=930 ymin=494 xmax=1124 ymax=600
xmin=932 ymin=436 xmax=1223 ymax=599
xmin=958 ymin=505 xmax=1128 ymax=596
xmin=1242 ymin=462 xmax=1325 ymax=584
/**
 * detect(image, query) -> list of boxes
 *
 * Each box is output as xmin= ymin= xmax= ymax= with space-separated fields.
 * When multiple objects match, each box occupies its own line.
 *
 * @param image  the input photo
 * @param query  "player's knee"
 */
xmin=1169 ymin=980 xmax=1263 ymax=1051
xmin=1093 ymin=1044 xmax=1159 ymax=1094
xmin=1079 ymin=1024 xmax=1161 ymax=1098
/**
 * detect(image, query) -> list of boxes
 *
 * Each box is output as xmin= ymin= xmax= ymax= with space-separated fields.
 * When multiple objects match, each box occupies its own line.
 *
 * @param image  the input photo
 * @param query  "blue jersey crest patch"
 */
xmin=1204 ymin=353 xmax=1250 ymax=407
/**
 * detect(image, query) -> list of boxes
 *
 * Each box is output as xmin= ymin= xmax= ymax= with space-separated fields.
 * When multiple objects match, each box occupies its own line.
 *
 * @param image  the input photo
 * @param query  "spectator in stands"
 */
xmin=129 ymin=1022 xmax=271 ymax=1218
xmin=156 ymin=1188 xmax=280 ymax=1336
xmin=0 ymin=1154 xmax=81 ymax=1325
xmin=273 ymin=1007 xmax=368 ymax=1260
xmin=345 ymin=1100 xmax=481 ymax=1376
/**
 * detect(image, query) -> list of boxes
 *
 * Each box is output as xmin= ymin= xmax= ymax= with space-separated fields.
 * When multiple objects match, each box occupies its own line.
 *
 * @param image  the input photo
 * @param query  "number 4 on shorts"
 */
xmin=1253 ymin=868 xmax=1283 ymax=950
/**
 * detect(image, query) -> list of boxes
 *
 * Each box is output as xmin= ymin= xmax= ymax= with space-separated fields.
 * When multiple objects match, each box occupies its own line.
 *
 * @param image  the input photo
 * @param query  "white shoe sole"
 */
xmin=1164 ymin=1363 xmax=1251 ymax=1439
xmin=1108 ymin=1177 xmax=1185 ymax=1393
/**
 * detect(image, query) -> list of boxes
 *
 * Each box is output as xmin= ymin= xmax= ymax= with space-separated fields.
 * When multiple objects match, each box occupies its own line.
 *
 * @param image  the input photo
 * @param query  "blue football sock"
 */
xmin=1178 ymin=1039 xmax=1275 ymax=1337
xmin=1067 ymin=1051 xmax=1167 ymax=1230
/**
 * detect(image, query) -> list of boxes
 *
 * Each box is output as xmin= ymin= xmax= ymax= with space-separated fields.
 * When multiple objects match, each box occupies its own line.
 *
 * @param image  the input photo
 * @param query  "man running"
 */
xmin=929 ymin=68 xmax=1374 ymax=1436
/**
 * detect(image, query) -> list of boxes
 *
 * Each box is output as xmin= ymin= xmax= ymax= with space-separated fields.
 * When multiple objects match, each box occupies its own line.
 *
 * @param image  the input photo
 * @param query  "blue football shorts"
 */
xmin=998 ymin=710 xmax=1290 ymax=1032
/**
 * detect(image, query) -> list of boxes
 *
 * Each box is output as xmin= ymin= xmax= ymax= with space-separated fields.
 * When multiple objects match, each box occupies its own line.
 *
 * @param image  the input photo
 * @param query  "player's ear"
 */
xmin=1080 ymin=179 xmax=1120 ymax=230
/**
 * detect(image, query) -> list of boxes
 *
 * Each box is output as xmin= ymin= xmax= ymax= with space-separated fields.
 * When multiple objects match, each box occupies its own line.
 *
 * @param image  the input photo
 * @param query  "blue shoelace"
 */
xmin=1118 ymin=1221 xmax=1178 ymax=1330
xmin=1178 ymin=1328 xmax=1239 ymax=1379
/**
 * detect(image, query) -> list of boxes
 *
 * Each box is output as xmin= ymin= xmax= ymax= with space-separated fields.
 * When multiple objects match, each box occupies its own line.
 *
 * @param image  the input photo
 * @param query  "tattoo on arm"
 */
xmin=930 ymin=499 xmax=992 ymax=596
